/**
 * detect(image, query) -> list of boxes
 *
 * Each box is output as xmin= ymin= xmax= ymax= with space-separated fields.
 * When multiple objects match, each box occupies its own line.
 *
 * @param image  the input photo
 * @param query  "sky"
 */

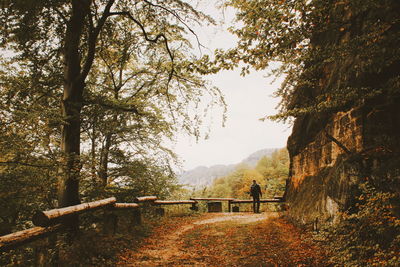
xmin=173 ymin=3 xmax=292 ymax=171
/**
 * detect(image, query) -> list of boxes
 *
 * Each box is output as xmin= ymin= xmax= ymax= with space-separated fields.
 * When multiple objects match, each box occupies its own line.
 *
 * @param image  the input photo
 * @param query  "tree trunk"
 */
xmin=98 ymin=89 xmax=119 ymax=187
xmin=90 ymin=117 xmax=97 ymax=182
xmin=58 ymin=0 xmax=91 ymax=228
xmin=99 ymin=133 xmax=112 ymax=186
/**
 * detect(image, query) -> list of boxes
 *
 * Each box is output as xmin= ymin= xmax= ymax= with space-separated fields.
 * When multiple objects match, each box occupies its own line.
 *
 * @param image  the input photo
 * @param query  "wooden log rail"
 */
xmin=230 ymin=199 xmax=283 ymax=204
xmin=32 ymin=197 xmax=117 ymax=227
xmin=134 ymin=196 xmax=158 ymax=202
xmin=190 ymin=198 xmax=235 ymax=201
xmin=0 ymin=196 xmax=196 ymax=252
xmin=1 ymin=195 xmax=285 ymax=252
xmin=154 ymin=200 xmax=197 ymax=205
xmin=0 ymin=225 xmax=63 ymax=252
xmin=227 ymin=199 xmax=283 ymax=212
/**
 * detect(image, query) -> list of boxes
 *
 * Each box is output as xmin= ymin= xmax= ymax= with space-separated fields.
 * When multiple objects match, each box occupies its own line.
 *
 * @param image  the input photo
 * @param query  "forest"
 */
xmin=199 ymin=148 xmax=289 ymax=200
xmin=0 ymin=0 xmax=221 ymax=231
xmin=1 ymin=0 xmax=399 ymax=266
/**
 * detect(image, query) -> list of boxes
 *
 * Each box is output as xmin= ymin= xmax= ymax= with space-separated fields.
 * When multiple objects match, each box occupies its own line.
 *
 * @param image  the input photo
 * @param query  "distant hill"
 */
xmin=178 ymin=148 xmax=278 ymax=188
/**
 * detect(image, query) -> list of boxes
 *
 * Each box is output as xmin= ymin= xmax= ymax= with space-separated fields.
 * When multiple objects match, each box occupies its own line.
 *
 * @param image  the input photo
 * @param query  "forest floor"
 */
xmin=117 ymin=212 xmax=330 ymax=266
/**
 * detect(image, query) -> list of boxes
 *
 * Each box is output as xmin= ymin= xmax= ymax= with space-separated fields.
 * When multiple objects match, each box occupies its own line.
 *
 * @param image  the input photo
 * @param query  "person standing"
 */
xmin=250 ymin=180 xmax=262 ymax=213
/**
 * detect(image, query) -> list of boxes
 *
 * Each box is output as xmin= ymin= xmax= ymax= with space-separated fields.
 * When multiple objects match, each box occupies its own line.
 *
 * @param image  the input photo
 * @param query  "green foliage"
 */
xmin=0 ymin=0 xmax=225 ymax=264
xmin=0 ymin=53 xmax=61 ymax=234
xmin=56 ymin=216 xmax=154 ymax=267
xmin=220 ymin=0 xmax=400 ymax=121
xmin=318 ymin=180 xmax=400 ymax=266
xmin=203 ymin=148 xmax=289 ymax=199
xmin=0 ymin=0 xmax=224 ymax=217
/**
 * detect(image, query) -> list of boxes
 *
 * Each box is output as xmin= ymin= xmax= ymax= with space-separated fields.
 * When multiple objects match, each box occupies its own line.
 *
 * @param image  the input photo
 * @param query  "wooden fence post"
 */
xmin=132 ymin=209 xmax=141 ymax=225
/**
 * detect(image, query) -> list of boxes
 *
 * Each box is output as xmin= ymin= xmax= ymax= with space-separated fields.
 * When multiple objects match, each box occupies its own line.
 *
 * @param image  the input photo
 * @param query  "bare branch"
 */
xmin=80 ymin=0 xmax=116 ymax=81
xmin=108 ymin=11 xmax=174 ymax=62
xmin=142 ymin=0 xmax=205 ymax=53
xmin=98 ymin=50 xmax=118 ymax=90
xmin=165 ymin=68 xmax=176 ymax=123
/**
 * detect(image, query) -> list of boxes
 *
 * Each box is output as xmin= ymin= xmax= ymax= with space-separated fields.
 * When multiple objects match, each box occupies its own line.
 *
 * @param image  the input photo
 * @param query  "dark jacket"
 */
xmin=250 ymin=184 xmax=262 ymax=197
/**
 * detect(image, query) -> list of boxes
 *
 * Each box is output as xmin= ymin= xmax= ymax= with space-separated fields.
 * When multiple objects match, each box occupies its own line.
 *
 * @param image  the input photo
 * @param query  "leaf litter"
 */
xmin=118 ymin=212 xmax=329 ymax=266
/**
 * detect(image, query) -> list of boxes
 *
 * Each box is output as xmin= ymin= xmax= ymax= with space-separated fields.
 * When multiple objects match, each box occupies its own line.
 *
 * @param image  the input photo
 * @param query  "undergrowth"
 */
xmin=317 ymin=181 xmax=400 ymax=266
xmin=1 ymin=208 xmax=198 ymax=266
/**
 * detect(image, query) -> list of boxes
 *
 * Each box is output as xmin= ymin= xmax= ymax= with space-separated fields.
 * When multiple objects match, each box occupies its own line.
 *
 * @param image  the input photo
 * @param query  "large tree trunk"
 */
xmin=58 ymin=0 xmax=91 ymax=226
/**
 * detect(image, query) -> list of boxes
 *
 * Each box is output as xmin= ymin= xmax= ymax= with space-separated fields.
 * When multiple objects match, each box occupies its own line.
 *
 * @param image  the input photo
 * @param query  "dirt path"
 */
xmin=118 ymin=212 xmax=329 ymax=266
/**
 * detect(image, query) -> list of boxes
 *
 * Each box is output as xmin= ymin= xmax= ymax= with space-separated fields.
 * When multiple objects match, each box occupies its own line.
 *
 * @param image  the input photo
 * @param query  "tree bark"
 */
xmin=58 ymin=0 xmax=91 ymax=228
xmin=99 ymin=133 xmax=112 ymax=186
xmin=98 ymin=90 xmax=119 ymax=187
xmin=90 ymin=117 xmax=97 ymax=182
xmin=59 ymin=0 xmax=115 ymax=227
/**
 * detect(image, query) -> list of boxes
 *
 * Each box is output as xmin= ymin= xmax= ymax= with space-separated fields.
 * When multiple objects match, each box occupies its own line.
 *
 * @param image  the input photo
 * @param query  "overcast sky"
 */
xmin=173 ymin=3 xmax=292 ymax=170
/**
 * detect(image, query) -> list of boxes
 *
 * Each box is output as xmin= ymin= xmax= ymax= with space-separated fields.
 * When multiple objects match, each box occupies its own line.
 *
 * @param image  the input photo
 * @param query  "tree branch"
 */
xmin=324 ymin=130 xmax=352 ymax=154
xmin=80 ymin=0 xmax=116 ymax=81
xmin=99 ymin=49 xmax=119 ymax=90
xmin=84 ymin=97 xmax=139 ymax=114
xmin=142 ymin=0 xmax=205 ymax=53
xmin=108 ymin=11 xmax=174 ymax=62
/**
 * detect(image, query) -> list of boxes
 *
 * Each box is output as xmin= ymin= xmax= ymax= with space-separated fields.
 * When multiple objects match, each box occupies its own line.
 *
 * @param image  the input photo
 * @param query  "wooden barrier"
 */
xmin=1 ymin=195 xmax=284 ymax=252
xmin=134 ymin=196 xmax=158 ymax=202
xmin=154 ymin=200 xmax=197 ymax=205
xmin=230 ymin=199 xmax=283 ymax=204
xmin=190 ymin=198 xmax=235 ymax=201
xmin=0 ymin=225 xmax=62 ymax=252
xmin=32 ymin=197 xmax=117 ymax=227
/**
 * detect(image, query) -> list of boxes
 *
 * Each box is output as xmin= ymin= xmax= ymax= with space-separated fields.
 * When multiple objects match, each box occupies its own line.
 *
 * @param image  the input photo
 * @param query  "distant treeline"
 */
xmin=197 ymin=148 xmax=289 ymax=199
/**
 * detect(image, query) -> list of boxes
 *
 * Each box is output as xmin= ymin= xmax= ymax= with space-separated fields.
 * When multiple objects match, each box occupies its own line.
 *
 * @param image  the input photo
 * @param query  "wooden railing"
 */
xmin=191 ymin=197 xmax=284 ymax=212
xmin=0 ymin=195 xmax=284 ymax=252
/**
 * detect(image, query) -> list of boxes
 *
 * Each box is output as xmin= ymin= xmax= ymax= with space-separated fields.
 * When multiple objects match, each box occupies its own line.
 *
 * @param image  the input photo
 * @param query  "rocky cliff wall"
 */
xmin=284 ymin=0 xmax=400 ymax=224
xmin=285 ymin=96 xmax=400 ymax=224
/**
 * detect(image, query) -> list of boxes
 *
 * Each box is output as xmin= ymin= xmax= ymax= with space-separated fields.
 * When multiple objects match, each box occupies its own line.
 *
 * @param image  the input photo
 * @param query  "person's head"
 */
xmin=253 ymin=180 xmax=257 ymax=184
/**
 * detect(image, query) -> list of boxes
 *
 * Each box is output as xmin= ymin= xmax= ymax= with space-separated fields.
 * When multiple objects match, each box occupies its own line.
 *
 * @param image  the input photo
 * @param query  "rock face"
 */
xmin=285 ymin=2 xmax=400 ymax=224
xmin=286 ymin=101 xmax=400 ymax=224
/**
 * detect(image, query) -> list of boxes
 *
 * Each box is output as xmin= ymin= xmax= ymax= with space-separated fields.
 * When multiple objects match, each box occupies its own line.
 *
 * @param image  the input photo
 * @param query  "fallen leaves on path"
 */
xmin=118 ymin=212 xmax=329 ymax=266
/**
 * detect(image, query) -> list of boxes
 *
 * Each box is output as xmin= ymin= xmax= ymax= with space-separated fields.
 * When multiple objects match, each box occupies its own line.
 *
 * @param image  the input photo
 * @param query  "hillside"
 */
xmin=178 ymin=148 xmax=278 ymax=188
